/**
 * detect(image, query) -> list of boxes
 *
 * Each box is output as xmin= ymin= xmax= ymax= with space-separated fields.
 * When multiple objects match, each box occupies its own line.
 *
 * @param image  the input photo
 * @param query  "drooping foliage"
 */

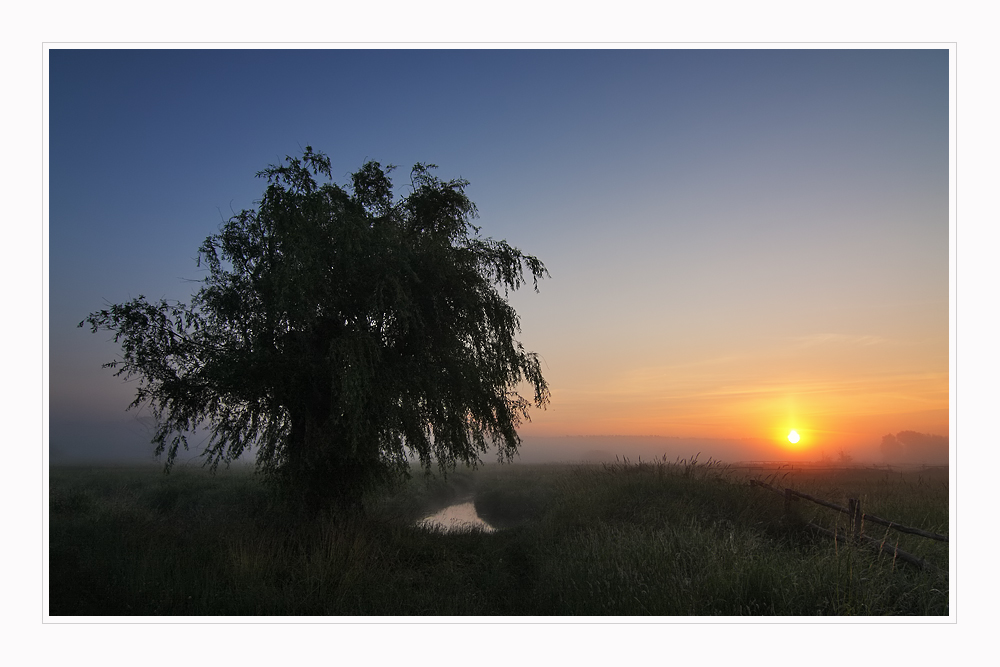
xmin=80 ymin=147 xmax=549 ymax=510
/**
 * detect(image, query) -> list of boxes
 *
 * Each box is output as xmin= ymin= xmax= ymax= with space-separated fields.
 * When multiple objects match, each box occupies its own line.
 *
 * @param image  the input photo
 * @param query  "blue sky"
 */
xmin=48 ymin=47 xmax=950 ymax=462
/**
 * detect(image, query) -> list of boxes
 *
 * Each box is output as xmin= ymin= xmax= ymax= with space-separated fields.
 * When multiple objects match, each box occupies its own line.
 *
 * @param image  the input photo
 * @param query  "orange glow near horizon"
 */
xmin=512 ymin=266 xmax=949 ymax=462
xmin=516 ymin=351 xmax=948 ymax=460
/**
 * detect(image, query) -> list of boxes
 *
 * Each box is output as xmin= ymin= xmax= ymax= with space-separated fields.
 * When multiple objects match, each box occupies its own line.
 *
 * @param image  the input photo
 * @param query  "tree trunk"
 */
xmin=277 ymin=323 xmax=378 ymax=516
xmin=283 ymin=407 xmax=370 ymax=517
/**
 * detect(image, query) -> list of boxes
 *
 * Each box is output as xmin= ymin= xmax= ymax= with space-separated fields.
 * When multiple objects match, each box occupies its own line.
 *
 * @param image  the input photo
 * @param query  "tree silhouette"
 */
xmin=80 ymin=147 xmax=549 ymax=511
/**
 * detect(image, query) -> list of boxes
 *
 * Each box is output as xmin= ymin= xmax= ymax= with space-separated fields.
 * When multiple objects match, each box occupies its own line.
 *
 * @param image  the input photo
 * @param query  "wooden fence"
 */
xmin=749 ymin=479 xmax=947 ymax=571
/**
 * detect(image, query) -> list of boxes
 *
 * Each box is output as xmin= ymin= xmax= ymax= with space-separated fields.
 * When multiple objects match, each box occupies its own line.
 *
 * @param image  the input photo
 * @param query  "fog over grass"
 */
xmin=49 ymin=426 xmax=947 ymax=467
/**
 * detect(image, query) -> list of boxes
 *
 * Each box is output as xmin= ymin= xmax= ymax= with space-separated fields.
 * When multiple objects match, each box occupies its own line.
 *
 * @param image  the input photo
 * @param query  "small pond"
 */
xmin=416 ymin=501 xmax=495 ymax=533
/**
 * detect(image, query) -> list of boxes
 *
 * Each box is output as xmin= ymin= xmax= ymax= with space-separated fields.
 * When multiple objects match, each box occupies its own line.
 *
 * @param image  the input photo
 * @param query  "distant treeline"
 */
xmin=880 ymin=431 xmax=948 ymax=465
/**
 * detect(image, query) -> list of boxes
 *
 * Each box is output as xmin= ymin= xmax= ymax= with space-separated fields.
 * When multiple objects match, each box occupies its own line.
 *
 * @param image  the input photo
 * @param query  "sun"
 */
xmin=787 ymin=430 xmax=800 ymax=444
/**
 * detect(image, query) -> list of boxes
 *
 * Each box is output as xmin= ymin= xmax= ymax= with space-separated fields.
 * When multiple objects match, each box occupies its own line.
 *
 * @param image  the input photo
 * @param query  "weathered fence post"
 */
xmin=848 ymin=498 xmax=862 ymax=540
xmin=748 ymin=482 xmax=942 ymax=570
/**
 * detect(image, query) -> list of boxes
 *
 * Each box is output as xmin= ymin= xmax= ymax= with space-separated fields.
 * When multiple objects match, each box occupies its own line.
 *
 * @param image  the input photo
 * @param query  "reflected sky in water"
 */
xmin=417 ymin=502 xmax=495 ymax=533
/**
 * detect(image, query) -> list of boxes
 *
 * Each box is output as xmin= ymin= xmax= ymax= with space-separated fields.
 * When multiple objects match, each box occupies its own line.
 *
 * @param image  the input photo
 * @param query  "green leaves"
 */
xmin=84 ymin=149 xmax=549 ymax=510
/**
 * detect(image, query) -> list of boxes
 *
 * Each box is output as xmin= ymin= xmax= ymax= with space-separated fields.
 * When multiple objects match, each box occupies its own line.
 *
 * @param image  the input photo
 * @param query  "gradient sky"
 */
xmin=47 ymin=47 xmax=950 ymax=462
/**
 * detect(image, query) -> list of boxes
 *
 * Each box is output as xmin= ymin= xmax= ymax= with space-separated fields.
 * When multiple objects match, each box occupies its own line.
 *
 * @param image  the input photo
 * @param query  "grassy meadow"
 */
xmin=48 ymin=456 xmax=949 ymax=616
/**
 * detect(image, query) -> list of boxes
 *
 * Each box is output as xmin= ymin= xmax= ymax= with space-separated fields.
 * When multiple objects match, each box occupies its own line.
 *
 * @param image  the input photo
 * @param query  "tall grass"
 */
xmin=49 ymin=458 xmax=948 ymax=616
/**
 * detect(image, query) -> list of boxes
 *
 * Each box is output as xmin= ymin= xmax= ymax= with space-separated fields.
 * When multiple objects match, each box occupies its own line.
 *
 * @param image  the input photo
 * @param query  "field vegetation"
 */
xmin=49 ymin=457 xmax=949 ymax=616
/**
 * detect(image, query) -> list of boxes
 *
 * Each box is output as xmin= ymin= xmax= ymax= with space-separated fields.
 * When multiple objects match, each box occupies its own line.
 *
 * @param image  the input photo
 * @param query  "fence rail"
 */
xmin=749 ymin=479 xmax=946 ymax=571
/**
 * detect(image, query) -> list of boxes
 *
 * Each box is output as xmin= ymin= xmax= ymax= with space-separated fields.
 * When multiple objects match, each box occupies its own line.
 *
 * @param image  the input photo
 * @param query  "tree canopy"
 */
xmin=80 ymin=147 xmax=549 ymax=511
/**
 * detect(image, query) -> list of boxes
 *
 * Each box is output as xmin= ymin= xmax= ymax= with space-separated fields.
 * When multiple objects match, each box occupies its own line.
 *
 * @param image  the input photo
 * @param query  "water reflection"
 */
xmin=416 ymin=501 xmax=495 ymax=533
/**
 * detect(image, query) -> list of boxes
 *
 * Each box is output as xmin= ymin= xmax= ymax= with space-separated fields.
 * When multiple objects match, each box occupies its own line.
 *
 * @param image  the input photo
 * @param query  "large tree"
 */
xmin=80 ymin=148 xmax=549 ymax=511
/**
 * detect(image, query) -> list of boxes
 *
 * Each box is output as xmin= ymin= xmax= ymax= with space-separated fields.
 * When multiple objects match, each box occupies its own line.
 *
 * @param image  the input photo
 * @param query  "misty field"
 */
xmin=48 ymin=458 xmax=949 ymax=616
